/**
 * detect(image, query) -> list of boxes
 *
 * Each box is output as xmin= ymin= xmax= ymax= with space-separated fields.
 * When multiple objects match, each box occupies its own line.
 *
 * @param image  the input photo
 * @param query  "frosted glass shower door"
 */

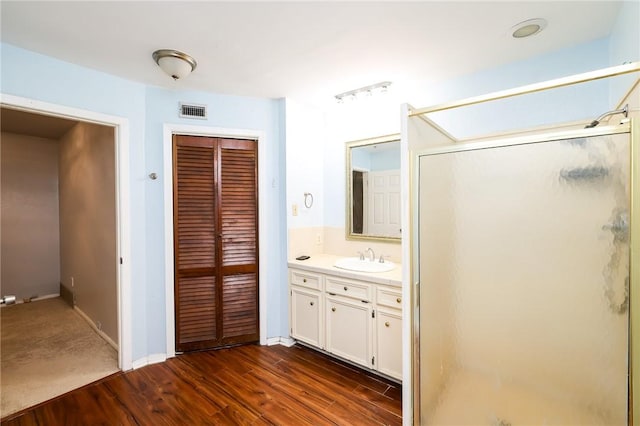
xmin=418 ymin=133 xmax=630 ymax=425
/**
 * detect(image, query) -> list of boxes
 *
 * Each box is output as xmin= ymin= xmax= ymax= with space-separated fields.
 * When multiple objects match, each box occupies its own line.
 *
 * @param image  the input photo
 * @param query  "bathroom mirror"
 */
xmin=346 ymin=134 xmax=401 ymax=242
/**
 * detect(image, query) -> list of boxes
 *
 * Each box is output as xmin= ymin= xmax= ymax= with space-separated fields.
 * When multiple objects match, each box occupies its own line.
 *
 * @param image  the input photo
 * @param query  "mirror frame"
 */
xmin=345 ymin=133 xmax=401 ymax=243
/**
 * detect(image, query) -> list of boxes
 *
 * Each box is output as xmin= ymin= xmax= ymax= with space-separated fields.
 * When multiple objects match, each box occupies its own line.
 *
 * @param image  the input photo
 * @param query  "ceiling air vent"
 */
xmin=179 ymin=103 xmax=207 ymax=120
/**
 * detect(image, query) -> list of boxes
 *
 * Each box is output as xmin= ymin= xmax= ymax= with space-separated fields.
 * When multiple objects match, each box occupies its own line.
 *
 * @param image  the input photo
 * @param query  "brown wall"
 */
xmin=59 ymin=122 xmax=117 ymax=344
xmin=1 ymin=132 xmax=61 ymax=300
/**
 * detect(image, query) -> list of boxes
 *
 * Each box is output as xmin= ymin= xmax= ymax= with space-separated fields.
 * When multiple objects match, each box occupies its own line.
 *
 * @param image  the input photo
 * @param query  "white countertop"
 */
xmin=288 ymin=254 xmax=402 ymax=287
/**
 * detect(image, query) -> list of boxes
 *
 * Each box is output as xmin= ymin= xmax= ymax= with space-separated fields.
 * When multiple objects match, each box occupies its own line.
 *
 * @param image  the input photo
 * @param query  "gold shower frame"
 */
xmin=406 ymin=61 xmax=640 ymax=425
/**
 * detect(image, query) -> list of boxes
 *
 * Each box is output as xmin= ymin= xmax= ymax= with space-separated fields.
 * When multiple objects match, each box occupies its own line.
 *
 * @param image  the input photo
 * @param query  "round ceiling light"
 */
xmin=511 ymin=18 xmax=547 ymax=38
xmin=152 ymin=49 xmax=197 ymax=80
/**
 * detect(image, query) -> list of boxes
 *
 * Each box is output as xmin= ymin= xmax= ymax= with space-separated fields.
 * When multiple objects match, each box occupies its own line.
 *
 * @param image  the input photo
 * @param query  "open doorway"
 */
xmin=0 ymin=102 xmax=129 ymax=416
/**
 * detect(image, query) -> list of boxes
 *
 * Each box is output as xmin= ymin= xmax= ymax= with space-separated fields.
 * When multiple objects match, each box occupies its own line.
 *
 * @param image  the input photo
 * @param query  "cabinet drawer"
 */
xmin=325 ymin=276 xmax=371 ymax=302
xmin=290 ymin=269 xmax=322 ymax=290
xmin=377 ymin=286 xmax=402 ymax=310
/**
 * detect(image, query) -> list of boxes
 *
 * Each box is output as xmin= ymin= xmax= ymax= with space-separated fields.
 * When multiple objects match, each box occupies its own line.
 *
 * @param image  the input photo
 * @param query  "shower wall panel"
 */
xmin=418 ymin=154 xmax=456 ymax=413
xmin=418 ymin=133 xmax=630 ymax=424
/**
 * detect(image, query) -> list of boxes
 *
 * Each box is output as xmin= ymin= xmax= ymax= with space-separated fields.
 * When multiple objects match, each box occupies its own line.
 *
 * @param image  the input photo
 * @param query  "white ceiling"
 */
xmin=0 ymin=1 xmax=623 ymax=108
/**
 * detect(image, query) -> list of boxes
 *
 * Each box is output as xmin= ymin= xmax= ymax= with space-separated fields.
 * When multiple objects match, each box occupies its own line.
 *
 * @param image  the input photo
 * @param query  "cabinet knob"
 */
xmin=344 ymin=286 xmax=348 ymax=291
xmin=385 ymin=321 xmax=390 ymax=327
xmin=310 ymin=302 xmax=314 ymax=306
xmin=303 ymin=278 xmax=307 ymax=283
xmin=396 ymin=297 xmax=401 ymax=303
xmin=332 ymin=307 xmax=336 ymax=312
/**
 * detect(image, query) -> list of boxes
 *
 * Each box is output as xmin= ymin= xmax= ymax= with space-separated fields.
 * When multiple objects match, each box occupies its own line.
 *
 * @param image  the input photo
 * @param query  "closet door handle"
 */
xmin=303 ymin=278 xmax=307 ymax=283
xmin=310 ymin=301 xmax=314 ymax=306
xmin=331 ymin=307 xmax=336 ymax=312
xmin=396 ymin=298 xmax=401 ymax=303
xmin=385 ymin=322 xmax=390 ymax=327
xmin=343 ymin=286 xmax=348 ymax=291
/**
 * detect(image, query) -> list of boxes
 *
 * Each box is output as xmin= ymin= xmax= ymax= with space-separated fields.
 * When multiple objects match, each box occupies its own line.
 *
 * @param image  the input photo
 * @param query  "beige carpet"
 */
xmin=1 ymin=297 xmax=119 ymax=417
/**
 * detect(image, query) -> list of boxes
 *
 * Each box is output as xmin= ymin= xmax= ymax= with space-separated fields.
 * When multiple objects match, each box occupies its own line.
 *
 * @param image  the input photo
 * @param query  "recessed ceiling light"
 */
xmin=511 ymin=18 xmax=547 ymax=38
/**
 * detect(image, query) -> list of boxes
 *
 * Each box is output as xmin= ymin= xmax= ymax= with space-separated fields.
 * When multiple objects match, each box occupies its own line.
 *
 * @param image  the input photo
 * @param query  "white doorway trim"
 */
xmin=162 ymin=123 xmax=268 ymax=358
xmin=1 ymin=93 xmax=133 ymax=371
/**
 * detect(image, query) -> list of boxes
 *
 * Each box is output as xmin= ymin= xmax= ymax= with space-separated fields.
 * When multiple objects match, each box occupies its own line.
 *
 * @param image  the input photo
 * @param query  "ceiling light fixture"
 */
xmin=152 ymin=49 xmax=197 ymax=80
xmin=335 ymin=81 xmax=392 ymax=103
xmin=511 ymin=18 xmax=547 ymax=39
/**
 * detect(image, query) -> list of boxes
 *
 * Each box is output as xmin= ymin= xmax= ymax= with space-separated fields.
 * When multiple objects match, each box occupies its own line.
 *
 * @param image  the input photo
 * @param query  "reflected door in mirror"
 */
xmin=352 ymin=169 xmax=401 ymax=237
xmin=352 ymin=170 xmax=364 ymax=234
xmin=368 ymin=170 xmax=401 ymax=238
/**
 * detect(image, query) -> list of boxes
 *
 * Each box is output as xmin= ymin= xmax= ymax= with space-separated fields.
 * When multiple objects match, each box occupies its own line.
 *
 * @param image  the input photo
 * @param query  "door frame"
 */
xmin=163 ymin=123 xmax=268 ymax=357
xmin=1 ymin=93 xmax=133 ymax=371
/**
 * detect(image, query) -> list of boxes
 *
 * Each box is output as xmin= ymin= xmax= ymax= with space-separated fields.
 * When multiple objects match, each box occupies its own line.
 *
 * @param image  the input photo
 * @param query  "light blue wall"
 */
xmin=144 ymin=87 xmax=287 ymax=350
xmin=608 ymin=0 xmax=640 ymax=105
xmin=370 ymin=147 xmax=400 ymax=171
xmin=322 ymin=37 xmax=615 ymax=228
xmin=351 ymin=147 xmax=371 ymax=171
xmin=1 ymin=43 xmax=288 ymax=360
xmin=426 ymin=37 xmax=612 ymax=139
xmin=352 ymin=146 xmax=401 ymax=172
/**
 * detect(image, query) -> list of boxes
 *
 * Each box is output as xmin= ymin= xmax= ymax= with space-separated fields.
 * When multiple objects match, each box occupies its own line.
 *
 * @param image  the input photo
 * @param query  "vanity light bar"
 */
xmin=335 ymin=81 xmax=392 ymax=103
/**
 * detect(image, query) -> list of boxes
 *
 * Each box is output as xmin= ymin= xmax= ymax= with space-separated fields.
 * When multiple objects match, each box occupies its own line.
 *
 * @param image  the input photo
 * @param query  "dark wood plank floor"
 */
xmin=2 ymin=343 xmax=402 ymax=425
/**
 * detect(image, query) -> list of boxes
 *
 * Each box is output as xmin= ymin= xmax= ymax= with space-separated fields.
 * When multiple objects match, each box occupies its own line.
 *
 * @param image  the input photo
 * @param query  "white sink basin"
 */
xmin=334 ymin=257 xmax=395 ymax=273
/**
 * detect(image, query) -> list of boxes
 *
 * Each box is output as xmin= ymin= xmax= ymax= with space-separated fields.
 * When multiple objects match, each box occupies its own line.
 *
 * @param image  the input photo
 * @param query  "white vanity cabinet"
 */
xmin=374 ymin=286 xmax=403 ymax=379
xmin=289 ymin=269 xmax=324 ymax=348
xmin=289 ymin=262 xmax=402 ymax=381
xmin=325 ymin=276 xmax=373 ymax=368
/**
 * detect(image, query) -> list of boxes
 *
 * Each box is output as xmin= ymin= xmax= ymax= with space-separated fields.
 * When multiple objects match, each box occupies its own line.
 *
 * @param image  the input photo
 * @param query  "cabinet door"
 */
xmin=376 ymin=309 xmax=402 ymax=380
xmin=326 ymin=295 xmax=372 ymax=368
xmin=290 ymin=287 xmax=322 ymax=348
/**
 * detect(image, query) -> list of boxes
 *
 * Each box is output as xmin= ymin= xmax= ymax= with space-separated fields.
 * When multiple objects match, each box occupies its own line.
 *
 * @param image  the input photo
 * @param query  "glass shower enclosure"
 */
xmin=418 ymin=132 xmax=631 ymax=424
xmin=407 ymin=62 xmax=639 ymax=425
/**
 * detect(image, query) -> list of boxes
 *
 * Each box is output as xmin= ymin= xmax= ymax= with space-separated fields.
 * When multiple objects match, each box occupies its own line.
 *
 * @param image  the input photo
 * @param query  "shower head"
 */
xmin=585 ymin=104 xmax=628 ymax=128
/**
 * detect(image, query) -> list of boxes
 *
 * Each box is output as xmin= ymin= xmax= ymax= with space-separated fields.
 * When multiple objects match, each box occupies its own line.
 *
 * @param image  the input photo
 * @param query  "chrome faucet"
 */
xmin=366 ymin=247 xmax=375 ymax=262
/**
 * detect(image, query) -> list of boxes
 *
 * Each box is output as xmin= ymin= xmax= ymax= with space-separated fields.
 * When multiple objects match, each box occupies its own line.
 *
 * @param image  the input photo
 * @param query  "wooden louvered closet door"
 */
xmin=173 ymin=135 xmax=259 ymax=352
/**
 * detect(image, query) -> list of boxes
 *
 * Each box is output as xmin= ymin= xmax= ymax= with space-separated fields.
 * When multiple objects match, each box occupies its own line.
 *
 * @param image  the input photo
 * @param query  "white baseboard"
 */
xmin=266 ymin=336 xmax=296 ymax=347
xmin=32 ymin=293 xmax=60 ymax=301
xmin=74 ymin=306 xmax=119 ymax=351
xmin=132 ymin=353 xmax=167 ymax=370
xmin=129 ymin=339 xmax=291 ymax=371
